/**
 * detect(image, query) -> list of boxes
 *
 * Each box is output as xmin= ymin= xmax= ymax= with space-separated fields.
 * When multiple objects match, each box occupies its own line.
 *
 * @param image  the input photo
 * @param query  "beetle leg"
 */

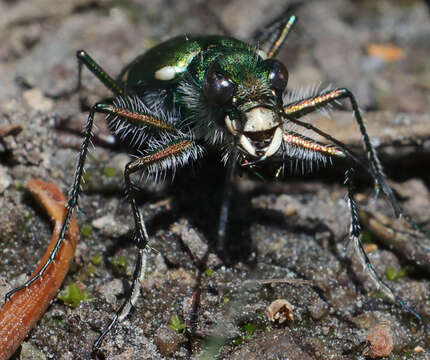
xmin=273 ymin=132 xmax=421 ymax=322
xmin=283 ymin=87 xmax=402 ymax=218
xmin=123 ymin=138 xmax=203 ymax=249
xmin=93 ymin=138 xmax=204 ymax=352
xmin=275 ymin=130 xmax=343 ymax=174
xmin=76 ymin=50 xmax=125 ymax=97
xmin=344 ymin=168 xmax=422 ymax=322
xmin=46 ymin=51 xmax=125 ymax=100
xmin=95 ymin=97 xmax=178 ymax=149
xmin=93 ymin=247 xmax=147 ymax=353
xmin=5 ymin=105 xmax=97 ymax=301
xmin=282 ymin=130 xmax=346 ymax=158
xmin=266 ymin=15 xmax=296 ymax=59
xmin=217 ymin=155 xmax=237 ymax=254
xmin=253 ymin=13 xmax=296 ymax=58
xmin=4 ymin=98 xmax=179 ymax=301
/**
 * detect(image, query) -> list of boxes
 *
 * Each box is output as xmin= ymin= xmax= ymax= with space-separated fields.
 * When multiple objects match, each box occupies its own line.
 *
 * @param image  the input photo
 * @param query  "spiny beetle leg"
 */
xmin=283 ymin=88 xmax=402 ymax=217
xmin=93 ymin=138 xmax=204 ymax=351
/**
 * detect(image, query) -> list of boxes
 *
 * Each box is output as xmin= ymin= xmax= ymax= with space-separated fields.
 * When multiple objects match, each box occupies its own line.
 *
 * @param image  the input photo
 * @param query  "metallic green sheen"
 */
xmin=119 ymin=35 xmax=254 ymax=92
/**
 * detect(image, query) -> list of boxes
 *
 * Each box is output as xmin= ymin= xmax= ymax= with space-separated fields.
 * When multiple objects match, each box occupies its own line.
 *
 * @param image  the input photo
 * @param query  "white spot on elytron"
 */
xmin=244 ymin=107 xmax=277 ymax=132
xmin=154 ymin=66 xmax=176 ymax=81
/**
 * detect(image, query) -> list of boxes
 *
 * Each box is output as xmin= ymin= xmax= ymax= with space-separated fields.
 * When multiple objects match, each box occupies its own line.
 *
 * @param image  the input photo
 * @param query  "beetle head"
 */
xmin=203 ymin=53 xmax=288 ymax=160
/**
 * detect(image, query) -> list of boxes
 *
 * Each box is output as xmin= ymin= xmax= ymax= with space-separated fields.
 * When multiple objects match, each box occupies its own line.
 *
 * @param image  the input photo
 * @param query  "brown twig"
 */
xmin=0 ymin=179 xmax=78 ymax=360
xmin=244 ymin=278 xmax=314 ymax=286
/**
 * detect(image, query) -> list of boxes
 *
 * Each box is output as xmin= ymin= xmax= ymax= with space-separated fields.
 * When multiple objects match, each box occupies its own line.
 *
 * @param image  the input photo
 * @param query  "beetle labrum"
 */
xmin=5 ymin=14 xmax=421 ymax=352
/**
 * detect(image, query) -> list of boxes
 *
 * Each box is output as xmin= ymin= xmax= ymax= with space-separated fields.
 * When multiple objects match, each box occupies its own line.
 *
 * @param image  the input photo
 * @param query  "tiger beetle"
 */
xmin=5 ymin=13 xmax=422 ymax=353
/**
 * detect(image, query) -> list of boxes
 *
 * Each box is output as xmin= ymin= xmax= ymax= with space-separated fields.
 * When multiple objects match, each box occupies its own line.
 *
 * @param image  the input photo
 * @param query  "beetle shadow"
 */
xmin=161 ymin=152 xmax=259 ymax=264
xmin=98 ymin=152 xmax=257 ymax=262
xmin=139 ymin=153 xmax=342 ymax=266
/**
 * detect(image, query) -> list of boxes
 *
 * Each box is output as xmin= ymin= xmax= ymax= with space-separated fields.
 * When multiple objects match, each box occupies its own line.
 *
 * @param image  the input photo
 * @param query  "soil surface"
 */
xmin=0 ymin=1 xmax=429 ymax=359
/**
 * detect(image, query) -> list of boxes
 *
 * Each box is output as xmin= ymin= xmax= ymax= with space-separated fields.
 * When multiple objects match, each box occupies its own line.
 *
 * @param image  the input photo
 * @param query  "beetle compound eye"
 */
xmin=265 ymin=59 xmax=289 ymax=93
xmin=203 ymin=71 xmax=236 ymax=106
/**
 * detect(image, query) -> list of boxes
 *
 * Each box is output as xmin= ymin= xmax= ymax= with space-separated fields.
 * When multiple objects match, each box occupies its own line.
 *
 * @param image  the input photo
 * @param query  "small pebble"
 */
xmin=171 ymin=219 xmax=207 ymax=262
xmin=365 ymin=323 xmax=394 ymax=358
xmin=97 ymin=278 xmax=124 ymax=305
xmin=0 ymin=166 xmax=11 ymax=193
xmin=153 ymin=326 xmax=184 ymax=356
xmin=23 ymin=88 xmax=53 ymax=112
xmin=308 ymin=297 xmax=329 ymax=320
xmin=91 ymin=213 xmax=130 ymax=237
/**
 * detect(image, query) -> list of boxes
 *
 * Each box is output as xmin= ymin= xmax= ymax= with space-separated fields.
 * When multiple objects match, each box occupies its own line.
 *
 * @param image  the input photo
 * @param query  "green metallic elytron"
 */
xmin=5 ymin=13 xmax=421 ymax=353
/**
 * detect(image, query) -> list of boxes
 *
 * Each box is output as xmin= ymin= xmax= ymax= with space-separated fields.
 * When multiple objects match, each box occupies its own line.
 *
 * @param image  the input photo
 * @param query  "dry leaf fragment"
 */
xmin=413 ymin=346 xmax=424 ymax=353
xmin=363 ymin=243 xmax=378 ymax=254
xmin=366 ymin=43 xmax=405 ymax=62
xmin=0 ymin=180 xmax=78 ymax=360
